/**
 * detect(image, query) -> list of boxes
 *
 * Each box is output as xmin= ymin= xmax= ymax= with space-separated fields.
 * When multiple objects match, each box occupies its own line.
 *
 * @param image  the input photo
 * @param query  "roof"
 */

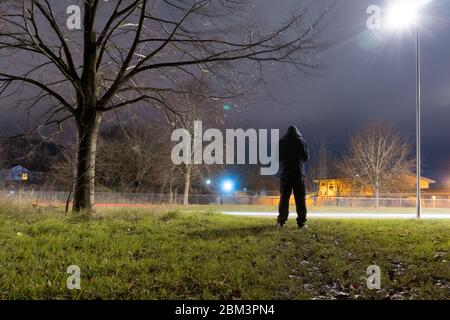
xmin=420 ymin=177 xmax=436 ymax=183
xmin=314 ymin=176 xmax=436 ymax=184
xmin=10 ymin=165 xmax=30 ymax=172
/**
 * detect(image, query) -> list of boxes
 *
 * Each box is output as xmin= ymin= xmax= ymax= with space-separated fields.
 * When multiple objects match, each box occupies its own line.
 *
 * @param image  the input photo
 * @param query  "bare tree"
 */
xmin=306 ymin=135 xmax=330 ymax=195
xmin=96 ymin=119 xmax=172 ymax=192
xmin=165 ymin=80 xmax=227 ymax=205
xmin=340 ymin=123 xmax=414 ymax=207
xmin=309 ymin=135 xmax=329 ymax=193
xmin=0 ymin=0 xmax=331 ymax=212
xmin=318 ymin=135 xmax=329 ymax=181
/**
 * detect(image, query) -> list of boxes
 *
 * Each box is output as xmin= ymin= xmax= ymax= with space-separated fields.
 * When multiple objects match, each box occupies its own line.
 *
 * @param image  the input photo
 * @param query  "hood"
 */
xmin=285 ymin=125 xmax=302 ymax=139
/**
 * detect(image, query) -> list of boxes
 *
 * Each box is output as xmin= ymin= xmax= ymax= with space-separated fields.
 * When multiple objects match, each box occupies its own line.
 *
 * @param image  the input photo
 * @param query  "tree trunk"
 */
xmin=173 ymin=187 xmax=178 ymax=204
xmin=375 ymin=188 xmax=380 ymax=208
xmin=168 ymin=180 xmax=173 ymax=204
xmin=183 ymin=165 xmax=192 ymax=206
xmin=73 ymin=112 xmax=102 ymax=213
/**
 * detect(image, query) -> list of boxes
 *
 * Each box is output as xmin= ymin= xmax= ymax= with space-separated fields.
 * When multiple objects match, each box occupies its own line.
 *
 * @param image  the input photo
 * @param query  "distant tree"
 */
xmin=165 ymin=80 xmax=229 ymax=205
xmin=96 ymin=120 xmax=172 ymax=192
xmin=318 ymin=135 xmax=329 ymax=180
xmin=340 ymin=123 xmax=414 ymax=207
xmin=0 ymin=136 xmax=62 ymax=171
xmin=306 ymin=135 xmax=331 ymax=194
xmin=47 ymin=147 xmax=74 ymax=188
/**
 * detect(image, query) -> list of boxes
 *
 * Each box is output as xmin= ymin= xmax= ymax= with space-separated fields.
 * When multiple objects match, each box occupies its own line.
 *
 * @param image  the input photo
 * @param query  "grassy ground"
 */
xmin=0 ymin=203 xmax=449 ymax=300
xmin=186 ymin=204 xmax=450 ymax=214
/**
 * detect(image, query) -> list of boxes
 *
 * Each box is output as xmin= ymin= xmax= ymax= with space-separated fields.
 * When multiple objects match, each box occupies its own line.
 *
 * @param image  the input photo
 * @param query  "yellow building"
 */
xmin=315 ymin=175 xmax=436 ymax=197
xmin=315 ymin=178 xmax=365 ymax=197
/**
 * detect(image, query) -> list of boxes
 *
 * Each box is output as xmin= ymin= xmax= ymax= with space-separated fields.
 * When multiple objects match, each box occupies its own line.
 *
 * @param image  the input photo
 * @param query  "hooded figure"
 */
xmin=277 ymin=125 xmax=309 ymax=228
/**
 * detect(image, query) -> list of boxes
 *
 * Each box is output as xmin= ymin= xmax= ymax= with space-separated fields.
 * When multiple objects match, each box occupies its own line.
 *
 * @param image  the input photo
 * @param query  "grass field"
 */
xmin=186 ymin=204 xmax=450 ymax=214
xmin=0 ymin=203 xmax=449 ymax=300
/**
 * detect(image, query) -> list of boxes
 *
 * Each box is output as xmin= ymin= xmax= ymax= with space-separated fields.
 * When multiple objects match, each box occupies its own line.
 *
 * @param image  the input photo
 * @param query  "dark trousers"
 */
xmin=278 ymin=175 xmax=307 ymax=225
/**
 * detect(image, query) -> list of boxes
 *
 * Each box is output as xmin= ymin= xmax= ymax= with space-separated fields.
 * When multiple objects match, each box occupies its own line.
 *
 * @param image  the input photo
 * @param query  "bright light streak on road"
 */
xmin=222 ymin=212 xmax=450 ymax=219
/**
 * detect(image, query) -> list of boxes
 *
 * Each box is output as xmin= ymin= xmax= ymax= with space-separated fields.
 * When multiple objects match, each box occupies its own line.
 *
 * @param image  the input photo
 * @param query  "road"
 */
xmin=222 ymin=212 xmax=450 ymax=219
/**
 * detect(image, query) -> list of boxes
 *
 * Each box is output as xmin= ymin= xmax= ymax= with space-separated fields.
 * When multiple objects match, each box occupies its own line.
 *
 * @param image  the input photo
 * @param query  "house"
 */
xmin=314 ymin=175 xmax=436 ymax=197
xmin=422 ymin=185 xmax=450 ymax=199
xmin=0 ymin=165 xmax=43 ymax=185
xmin=315 ymin=178 xmax=371 ymax=197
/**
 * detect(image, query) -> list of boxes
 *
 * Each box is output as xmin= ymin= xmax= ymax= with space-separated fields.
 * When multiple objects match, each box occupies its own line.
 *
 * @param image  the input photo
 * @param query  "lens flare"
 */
xmin=385 ymin=1 xmax=419 ymax=30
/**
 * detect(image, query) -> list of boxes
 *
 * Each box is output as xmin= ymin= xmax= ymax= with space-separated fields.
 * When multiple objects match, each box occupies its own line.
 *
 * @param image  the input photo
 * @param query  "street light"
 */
xmin=220 ymin=179 xmax=235 ymax=205
xmin=222 ymin=180 xmax=234 ymax=193
xmin=385 ymin=1 xmax=419 ymax=30
xmin=386 ymin=0 xmax=422 ymax=219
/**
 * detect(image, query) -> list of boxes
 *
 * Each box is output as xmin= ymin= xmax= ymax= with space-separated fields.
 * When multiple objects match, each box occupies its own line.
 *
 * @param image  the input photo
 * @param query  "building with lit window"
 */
xmin=314 ymin=175 xmax=436 ymax=197
xmin=0 ymin=165 xmax=43 ymax=186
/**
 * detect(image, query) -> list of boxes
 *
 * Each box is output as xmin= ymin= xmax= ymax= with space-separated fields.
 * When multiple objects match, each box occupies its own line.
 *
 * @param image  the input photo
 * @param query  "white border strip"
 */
xmin=222 ymin=212 xmax=450 ymax=219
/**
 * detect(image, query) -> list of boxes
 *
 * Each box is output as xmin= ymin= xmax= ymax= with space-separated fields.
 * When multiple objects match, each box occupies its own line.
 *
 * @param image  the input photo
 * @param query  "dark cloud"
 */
xmin=1 ymin=0 xmax=449 ymax=183
xmin=241 ymin=0 xmax=450 ymax=183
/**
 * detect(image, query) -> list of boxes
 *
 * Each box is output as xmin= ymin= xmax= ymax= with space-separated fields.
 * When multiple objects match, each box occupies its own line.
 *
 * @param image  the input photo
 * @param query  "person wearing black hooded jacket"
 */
xmin=277 ymin=125 xmax=310 ymax=228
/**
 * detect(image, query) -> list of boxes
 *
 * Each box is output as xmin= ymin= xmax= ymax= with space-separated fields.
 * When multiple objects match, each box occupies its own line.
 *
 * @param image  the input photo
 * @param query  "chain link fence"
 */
xmin=1 ymin=190 xmax=450 ymax=209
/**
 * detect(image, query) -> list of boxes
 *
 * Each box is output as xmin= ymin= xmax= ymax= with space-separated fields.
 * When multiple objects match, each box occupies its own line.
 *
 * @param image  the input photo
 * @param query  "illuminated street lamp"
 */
xmin=219 ymin=179 xmax=235 ymax=205
xmin=385 ymin=1 xmax=419 ymax=30
xmin=222 ymin=180 xmax=235 ymax=193
xmin=386 ymin=0 xmax=422 ymax=218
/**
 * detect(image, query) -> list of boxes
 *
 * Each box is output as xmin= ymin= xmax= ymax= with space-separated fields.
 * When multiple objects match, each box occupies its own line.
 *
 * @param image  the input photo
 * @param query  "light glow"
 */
xmin=222 ymin=180 xmax=234 ymax=193
xmin=385 ymin=1 xmax=419 ymax=30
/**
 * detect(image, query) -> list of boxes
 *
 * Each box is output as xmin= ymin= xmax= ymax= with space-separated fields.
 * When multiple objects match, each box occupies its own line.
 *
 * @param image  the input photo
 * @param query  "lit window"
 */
xmin=21 ymin=173 xmax=28 ymax=181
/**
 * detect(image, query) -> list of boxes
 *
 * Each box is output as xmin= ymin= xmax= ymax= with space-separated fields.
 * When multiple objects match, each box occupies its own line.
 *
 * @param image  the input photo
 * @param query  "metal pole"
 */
xmin=416 ymin=23 xmax=421 ymax=219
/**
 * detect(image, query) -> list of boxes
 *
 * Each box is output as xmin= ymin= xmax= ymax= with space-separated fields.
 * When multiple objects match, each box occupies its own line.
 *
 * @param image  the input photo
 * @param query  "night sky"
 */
xmin=239 ymin=0 xmax=450 ymax=184
xmin=1 ymin=0 xmax=450 ymax=184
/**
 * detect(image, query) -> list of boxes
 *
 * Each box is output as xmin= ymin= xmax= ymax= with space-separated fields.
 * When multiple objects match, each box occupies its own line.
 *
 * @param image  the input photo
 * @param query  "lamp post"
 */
xmin=386 ymin=0 xmax=423 ymax=218
xmin=415 ymin=22 xmax=422 ymax=219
